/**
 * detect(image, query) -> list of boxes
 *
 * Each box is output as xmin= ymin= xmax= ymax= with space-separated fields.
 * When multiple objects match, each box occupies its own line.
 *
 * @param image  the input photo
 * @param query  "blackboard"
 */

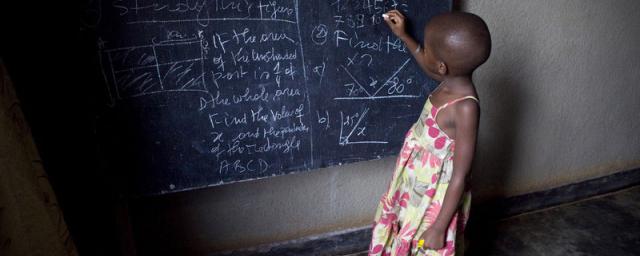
xmin=89 ymin=0 xmax=451 ymax=196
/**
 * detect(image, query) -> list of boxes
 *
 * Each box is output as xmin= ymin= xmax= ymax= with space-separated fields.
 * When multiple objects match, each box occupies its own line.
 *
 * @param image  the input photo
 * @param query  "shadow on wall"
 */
xmin=465 ymin=73 xmax=525 ymax=255
xmin=460 ymin=6 xmax=529 ymax=255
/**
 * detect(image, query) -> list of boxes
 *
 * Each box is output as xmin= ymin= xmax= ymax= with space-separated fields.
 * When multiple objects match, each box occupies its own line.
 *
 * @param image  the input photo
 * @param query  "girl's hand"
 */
xmin=419 ymin=226 xmax=446 ymax=251
xmin=383 ymin=10 xmax=409 ymax=40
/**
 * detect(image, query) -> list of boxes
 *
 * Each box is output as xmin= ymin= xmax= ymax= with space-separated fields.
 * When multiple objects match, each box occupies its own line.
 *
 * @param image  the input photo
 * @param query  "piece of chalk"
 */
xmin=382 ymin=14 xmax=389 ymax=19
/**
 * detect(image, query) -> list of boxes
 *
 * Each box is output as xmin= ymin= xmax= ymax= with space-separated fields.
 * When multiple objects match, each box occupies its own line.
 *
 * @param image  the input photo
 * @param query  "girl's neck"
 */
xmin=437 ymin=75 xmax=472 ymax=93
xmin=441 ymin=75 xmax=472 ymax=87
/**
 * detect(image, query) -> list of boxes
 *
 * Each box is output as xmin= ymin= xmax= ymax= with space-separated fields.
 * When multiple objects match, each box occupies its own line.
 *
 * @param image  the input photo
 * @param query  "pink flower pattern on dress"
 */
xmin=420 ymin=150 xmax=443 ymax=169
xmin=437 ymin=241 xmax=456 ymax=256
xmin=369 ymin=96 xmax=477 ymax=256
xmin=423 ymin=201 xmax=442 ymax=225
xmin=434 ymin=136 xmax=447 ymax=149
xmin=394 ymin=222 xmax=417 ymax=255
xmin=369 ymin=243 xmax=384 ymax=254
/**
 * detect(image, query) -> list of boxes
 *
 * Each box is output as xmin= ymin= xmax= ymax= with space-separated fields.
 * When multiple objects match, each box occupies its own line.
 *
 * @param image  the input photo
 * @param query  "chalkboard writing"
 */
xmin=89 ymin=0 xmax=451 ymax=196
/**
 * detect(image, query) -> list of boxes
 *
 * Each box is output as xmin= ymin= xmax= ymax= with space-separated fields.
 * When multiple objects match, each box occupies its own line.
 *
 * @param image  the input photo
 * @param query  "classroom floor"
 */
xmin=347 ymin=185 xmax=640 ymax=256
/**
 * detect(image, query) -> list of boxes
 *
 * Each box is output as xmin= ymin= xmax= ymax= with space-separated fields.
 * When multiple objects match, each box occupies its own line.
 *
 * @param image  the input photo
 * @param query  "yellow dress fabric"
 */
xmin=368 ymin=94 xmax=478 ymax=256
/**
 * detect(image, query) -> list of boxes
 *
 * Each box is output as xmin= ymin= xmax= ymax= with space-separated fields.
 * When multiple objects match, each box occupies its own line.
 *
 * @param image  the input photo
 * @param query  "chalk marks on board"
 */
xmin=97 ymin=0 xmax=416 ymax=158
xmin=311 ymin=61 xmax=326 ymax=87
xmin=102 ymin=38 xmax=209 ymax=99
xmin=112 ymin=0 xmax=297 ymax=26
xmin=311 ymin=24 xmax=329 ymax=45
xmin=98 ymin=0 xmax=311 ymax=186
xmin=298 ymin=0 xmax=421 ymax=102
xmin=339 ymin=107 xmax=388 ymax=146
xmin=90 ymin=0 xmax=450 ymax=194
xmin=334 ymin=58 xmax=419 ymax=100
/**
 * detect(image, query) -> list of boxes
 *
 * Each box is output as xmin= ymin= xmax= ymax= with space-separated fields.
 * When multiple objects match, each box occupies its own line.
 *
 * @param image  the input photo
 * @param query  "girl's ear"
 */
xmin=437 ymin=61 xmax=448 ymax=76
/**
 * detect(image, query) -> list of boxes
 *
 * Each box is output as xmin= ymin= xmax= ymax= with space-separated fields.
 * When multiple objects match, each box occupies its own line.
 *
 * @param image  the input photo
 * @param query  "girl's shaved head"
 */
xmin=425 ymin=12 xmax=491 ymax=76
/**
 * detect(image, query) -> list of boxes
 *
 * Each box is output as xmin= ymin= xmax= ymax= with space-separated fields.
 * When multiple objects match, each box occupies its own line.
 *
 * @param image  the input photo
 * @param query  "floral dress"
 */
xmin=368 ymin=94 xmax=478 ymax=256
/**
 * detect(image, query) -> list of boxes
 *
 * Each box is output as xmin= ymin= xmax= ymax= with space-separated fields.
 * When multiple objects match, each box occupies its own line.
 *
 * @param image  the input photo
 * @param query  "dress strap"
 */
xmin=434 ymin=96 xmax=479 ymax=119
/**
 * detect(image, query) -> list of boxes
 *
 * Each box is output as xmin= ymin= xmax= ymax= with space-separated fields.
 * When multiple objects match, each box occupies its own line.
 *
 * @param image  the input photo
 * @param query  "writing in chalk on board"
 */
xmin=85 ymin=0 xmax=452 ymax=196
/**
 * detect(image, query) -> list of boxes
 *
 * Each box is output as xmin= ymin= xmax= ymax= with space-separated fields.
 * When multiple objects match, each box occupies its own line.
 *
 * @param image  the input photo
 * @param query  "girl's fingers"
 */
xmin=385 ymin=11 xmax=400 ymax=19
xmin=389 ymin=11 xmax=404 ymax=23
xmin=383 ymin=11 xmax=395 ymax=19
xmin=390 ymin=9 xmax=405 ymax=18
xmin=384 ymin=13 xmax=399 ymax=25
xmin=383 ymin=16 xmax=395 ymax=26
xmin=383 ymin=10 xmax=404 ymax=27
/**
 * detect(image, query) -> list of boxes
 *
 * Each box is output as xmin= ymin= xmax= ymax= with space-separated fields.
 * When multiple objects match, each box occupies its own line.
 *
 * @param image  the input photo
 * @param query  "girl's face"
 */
xmin=421 ymin=30 xmax=446 ymax=80
xmin=422 ymin=41 xmax=440 ymax=75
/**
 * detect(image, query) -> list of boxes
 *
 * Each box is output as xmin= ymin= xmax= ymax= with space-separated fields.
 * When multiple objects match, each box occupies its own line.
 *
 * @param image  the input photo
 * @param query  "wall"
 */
xmin=0 ymin=61 xmax=78 ymax=256
xmin=465 ymin=0 xmax=640 ymax=200
xmin=131 ymin=1 xmax=640 ymax=254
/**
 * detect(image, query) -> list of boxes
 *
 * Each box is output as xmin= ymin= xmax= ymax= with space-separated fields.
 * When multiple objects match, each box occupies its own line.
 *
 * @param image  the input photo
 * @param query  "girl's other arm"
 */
xmin=421 ymin=100 xmax=479 ymax=249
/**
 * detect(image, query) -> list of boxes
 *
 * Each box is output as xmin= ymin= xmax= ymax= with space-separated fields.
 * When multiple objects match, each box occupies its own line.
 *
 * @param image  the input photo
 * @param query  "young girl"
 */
xmin=368 ymin=11 xmax=491 ymax=256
